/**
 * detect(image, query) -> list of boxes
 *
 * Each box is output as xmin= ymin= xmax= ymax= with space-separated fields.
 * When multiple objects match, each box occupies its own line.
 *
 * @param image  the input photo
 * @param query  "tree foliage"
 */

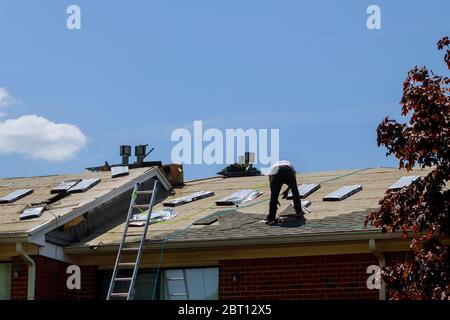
xmin=365 ymin=37 xmax=450 ymax=300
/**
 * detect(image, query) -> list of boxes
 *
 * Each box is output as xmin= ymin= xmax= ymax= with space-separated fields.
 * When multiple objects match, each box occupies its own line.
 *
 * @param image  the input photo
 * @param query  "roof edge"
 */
xmin=64 ymin=229 xmax=405 ymax=255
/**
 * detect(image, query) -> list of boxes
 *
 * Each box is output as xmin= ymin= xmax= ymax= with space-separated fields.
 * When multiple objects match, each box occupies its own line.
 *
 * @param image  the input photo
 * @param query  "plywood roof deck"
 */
xmin=0 ymin=167 xmax=156 ymax=238
xmin=79 ymin=167 xmax=432 ymax=247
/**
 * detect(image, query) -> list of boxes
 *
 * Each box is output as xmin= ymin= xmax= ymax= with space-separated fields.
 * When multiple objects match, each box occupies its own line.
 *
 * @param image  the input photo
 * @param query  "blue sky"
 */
xmin=0 ymin=0 xmax=449 ymax=180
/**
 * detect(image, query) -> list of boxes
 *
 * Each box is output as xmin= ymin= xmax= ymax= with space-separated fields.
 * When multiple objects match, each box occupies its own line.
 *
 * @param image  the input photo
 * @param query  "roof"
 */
xmin=0 ymin=167 xmax=170 ymax=242
xmin=69 ymin=167 xmax=432 ymax=251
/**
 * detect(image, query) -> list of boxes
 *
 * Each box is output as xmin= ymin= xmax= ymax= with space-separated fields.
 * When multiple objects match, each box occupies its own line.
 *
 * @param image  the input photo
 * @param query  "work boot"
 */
xmin=265 ymin=218 xmax=279 ymax=226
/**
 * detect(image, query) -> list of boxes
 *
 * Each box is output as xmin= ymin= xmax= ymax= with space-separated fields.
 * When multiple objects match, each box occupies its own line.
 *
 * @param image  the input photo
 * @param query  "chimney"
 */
xmin=120 ymin=145 xmax=131 ymax=165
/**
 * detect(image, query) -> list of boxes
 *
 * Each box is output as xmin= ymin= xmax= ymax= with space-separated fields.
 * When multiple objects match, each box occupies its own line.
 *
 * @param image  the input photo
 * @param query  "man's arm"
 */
xmin=281 ymin=187 xmax=291 ymax=199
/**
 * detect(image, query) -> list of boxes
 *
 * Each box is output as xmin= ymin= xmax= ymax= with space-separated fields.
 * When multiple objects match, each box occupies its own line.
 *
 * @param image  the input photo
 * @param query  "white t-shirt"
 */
xmin=269 ymin=160 xmax=296 ymax=175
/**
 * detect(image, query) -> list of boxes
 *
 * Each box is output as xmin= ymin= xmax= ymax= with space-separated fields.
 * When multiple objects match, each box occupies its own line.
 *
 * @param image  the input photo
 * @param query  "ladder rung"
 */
xmin=118 ymin=262 xmax=136 ymax=267
xmin=123 ymin=232 xmax=138 ymax=237
xmin=122 ymin=247 xmax=140 ymax=252
xmin=124 ymin=228 xmax=145 ymax=234
xmin=110 ymin=293 xmax=128 ymax=298
xmin=133 ymin=204 xmax=150 ymax=209
xmin=136 ymin=190 xmax=153 ymax=195
xmin=167 ymin=277 xmax=185 ymax=281
xmin=129 ymin=219 xmax=147 ymax=223
xmin=115 ymin=277 xmax=132 ymax=282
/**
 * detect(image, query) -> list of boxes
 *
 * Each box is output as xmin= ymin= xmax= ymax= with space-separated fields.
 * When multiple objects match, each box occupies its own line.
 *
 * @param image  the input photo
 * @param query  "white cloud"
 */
xmin=0 ymin=115 xmax=87 ymax=162
xmin=0 ymin=87 xmax=18 ymax=109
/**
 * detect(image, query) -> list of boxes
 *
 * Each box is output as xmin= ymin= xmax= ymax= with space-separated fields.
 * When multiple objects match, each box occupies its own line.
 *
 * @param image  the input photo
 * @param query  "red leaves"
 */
xmin=382 ymin=239 xmax=449 ymax=300
xmin=366 ymin=37 xmax=450 ymax=300
xmin=437 ymin=36 xmax=450 ymax=69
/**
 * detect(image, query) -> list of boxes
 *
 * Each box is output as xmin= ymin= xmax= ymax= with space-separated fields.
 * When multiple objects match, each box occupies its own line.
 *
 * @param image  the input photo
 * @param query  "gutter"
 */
xmin=369 ymin=239 xmax=386 ymax=300
xmin=15 ymin=243 xmax=35 ymax=300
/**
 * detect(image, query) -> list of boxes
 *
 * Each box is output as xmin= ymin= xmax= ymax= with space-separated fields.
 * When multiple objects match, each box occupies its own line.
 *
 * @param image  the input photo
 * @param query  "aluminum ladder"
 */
xmin=107 ymin=180 xmax=159 ymax=300
xmin=164 ymin=269 xmax=190 ymax=300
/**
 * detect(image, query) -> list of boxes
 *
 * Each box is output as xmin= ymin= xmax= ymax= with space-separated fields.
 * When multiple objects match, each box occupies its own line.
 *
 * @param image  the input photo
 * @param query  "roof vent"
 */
xmin=86 ymin=145 xmax=161 ymax=172
xmin=217 ymin=152 xmax=261 ymax=177
xmin=135 ymin=144 xmax=154 ymax=165
xmin=120 ymin=145 xmax=132 ymax=165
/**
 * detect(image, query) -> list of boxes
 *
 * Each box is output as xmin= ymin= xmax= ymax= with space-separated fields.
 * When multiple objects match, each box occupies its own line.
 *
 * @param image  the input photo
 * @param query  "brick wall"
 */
xmin=219 ymin=252 xmax=411 ymax=300
xmin=9 ymin=251 xmax=412 ymax=300
xmin=10 ymin=255 xmax=97 ymax=300
xmin=10 ymin=256 xmax=29 ymax=300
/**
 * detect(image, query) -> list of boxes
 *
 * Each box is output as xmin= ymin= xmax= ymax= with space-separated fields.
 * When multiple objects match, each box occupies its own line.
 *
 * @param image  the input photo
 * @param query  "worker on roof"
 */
xmin=266 ymin=160 xmax=303 ymax=225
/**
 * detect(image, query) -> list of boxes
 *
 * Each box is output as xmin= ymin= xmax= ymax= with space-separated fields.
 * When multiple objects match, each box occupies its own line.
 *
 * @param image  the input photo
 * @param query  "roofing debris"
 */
xmin=20 ymin=206 xmax=46 ymax=220
xmin=51 ymin=180 xmax=81 ymax=194
xmin=323 ymin=185 xmax=363 ymax=201
xmin=388 ymin=175 xmax=421 ymax=190
xmin=0 ymin=189 xmax=33 ymax=204
xmin=130 ymin=208 xmax=177 ymax=227
xmin=215 ymin=189 xmax=263 ymax=206
xmin=68 ymin=178 xmax=102 ymax=193
xmin=111 ymin=166 xmax=129 ymax=178
xmin=287 ymin=183 xmax=321 ymax=199
xmin=163 ymin=191 xmax=215 ymax=207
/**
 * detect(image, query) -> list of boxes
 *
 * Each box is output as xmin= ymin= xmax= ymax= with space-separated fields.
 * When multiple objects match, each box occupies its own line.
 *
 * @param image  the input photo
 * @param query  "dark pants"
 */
xmin=268 ymin=166 xmax=302 ymax=220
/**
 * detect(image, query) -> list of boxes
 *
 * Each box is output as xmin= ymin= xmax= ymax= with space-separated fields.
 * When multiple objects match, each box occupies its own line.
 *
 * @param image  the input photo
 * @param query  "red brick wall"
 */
xmin=219 ymin=253 xmax=409 ymax=300
xmin=9 ymin=251 xmax=412 ymax=300
xmin=10 ymin=255 xmax=97 ymax=300
xmin=10 ymin=256 xmax=29 ymax=300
